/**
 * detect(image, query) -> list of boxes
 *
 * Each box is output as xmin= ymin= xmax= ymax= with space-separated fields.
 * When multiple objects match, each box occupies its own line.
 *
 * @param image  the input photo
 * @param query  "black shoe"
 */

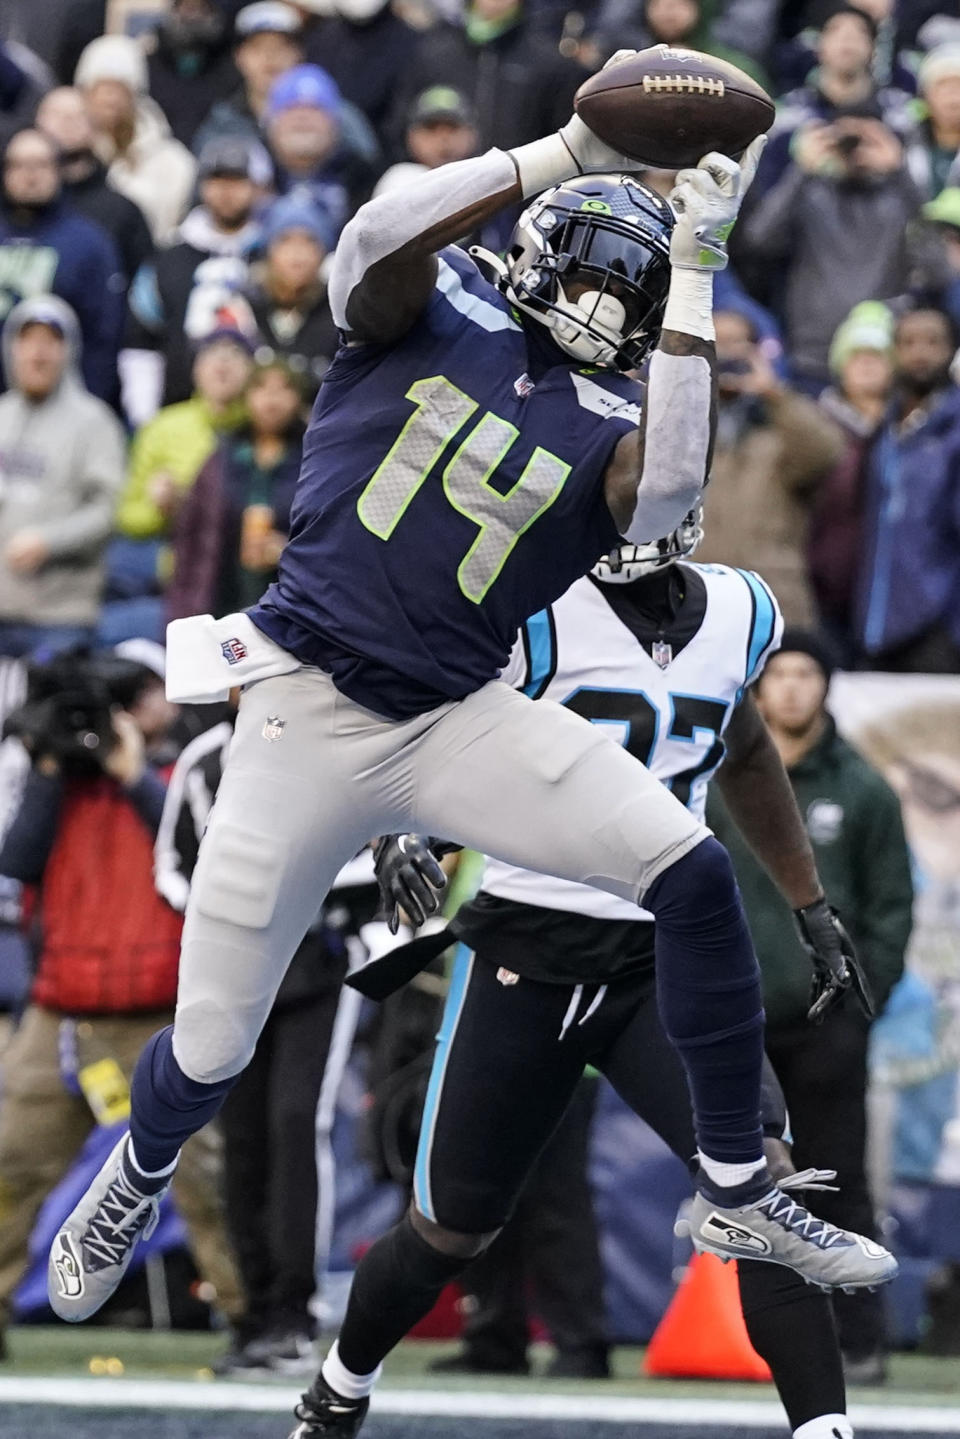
xmin=246 ymin=1327 xmax=316 ymax=1375
xmin=842 ymin=1351 xmax=887 ymax=1386
xmin=428 ymin=1349 xmax=530 ymax=1376
xmin=289 ymin=1375 xmax=370 ymax=1437
xmin=211 ymin=1323 xmax=269 ymax=1377
xmin=546 ymin=1346 xmax=611 ymax=1380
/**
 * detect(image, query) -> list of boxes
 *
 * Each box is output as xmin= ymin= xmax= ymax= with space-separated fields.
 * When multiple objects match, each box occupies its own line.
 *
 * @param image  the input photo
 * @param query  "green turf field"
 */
xmin=2 ymin=1328 xmax=959 ymax=1439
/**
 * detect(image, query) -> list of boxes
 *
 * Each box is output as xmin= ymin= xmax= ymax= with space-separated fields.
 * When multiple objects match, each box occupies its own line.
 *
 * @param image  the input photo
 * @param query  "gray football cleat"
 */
xmin=678 ymin=1175 xmax=897 ymax=1291
xmin=48 ymin=1135 xmax=170 ymax=1322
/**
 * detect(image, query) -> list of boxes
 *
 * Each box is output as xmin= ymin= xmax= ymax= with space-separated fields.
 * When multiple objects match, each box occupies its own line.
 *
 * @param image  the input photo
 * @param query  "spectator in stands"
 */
xmin=0 ymin=297 xmax=124 ymax=659
xmin=375 ymin=87 xmax=478 ymax=195
xmin=118 ymin=329 xmax=253 ymax=542
xmin=265 ymin=64 xmax=377 ymax=229
xmin=125 ymin=136 xmax=267 ymax=421
xmin=390 ymin=0 xmax=585 ymax=158
xmin=0 ymin=641 xmax=245 ymax=1356
xmin=168 ymin=360 xmax=302 ymax=620
xmin=74 ymin=34 xmax=197 ymax=244
xmin=808 ymin=302 xmax=895 ymax=660
xmin=906 ymin=44 xmax=960 ymax=198
xmin=756 ymin=5 xmax=914 ymax=199
xmin=708 ymin=629 xmax=912 ymax=1386
xmin=855 ymin=306 xmax=960 ymax=672
xmin=696 ymin=307 xmax=844 ymax=624
xmin=921 ymin=186 xmax=960 ymax=328
xmin=101 ymin=330 xmax=253 ymax=647
xmin=146 ymin=0 xmax=240 ymax=149
xmin=296 ymin=0 xmax=418 ymax=136
xmin=0 ymin=128 xmax=124 ymax=405
xmin=35 ymin=87 xmax=154 ymax=296
xmin=242 ymin=194 xmax=339 ymax=402
xmin=740 ymin=112 xmax=928 ymax=391
xmin=588 ymin=0 xmax=766 ymax=84
xmin=192 ymin=2 xmax=306 ymax=157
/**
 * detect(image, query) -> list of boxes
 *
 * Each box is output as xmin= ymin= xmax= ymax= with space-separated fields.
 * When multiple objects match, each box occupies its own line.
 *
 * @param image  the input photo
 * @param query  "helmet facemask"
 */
xmin=476 ymin=175 xmax=673 ymax=373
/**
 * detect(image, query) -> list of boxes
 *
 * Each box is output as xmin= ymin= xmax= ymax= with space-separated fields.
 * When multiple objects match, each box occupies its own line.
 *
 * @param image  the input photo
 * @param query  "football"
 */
xmin=574 ymin=45 xmax=775 ymax=170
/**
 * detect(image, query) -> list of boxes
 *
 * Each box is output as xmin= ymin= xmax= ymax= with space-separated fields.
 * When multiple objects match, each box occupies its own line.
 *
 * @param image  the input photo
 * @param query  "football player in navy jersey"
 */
xmin=49 ymin=50 xmax=893 ymax=1356
xmin=314 ymin=517 xmax=863 ymax=1439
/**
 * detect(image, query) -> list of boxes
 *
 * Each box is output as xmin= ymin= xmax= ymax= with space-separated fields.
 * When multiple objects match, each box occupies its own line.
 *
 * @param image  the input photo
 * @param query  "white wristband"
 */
xmin=662 ymin=268 xmax=715 ymax=342
xmin=508 ymin=133 xmax=579 ymax=199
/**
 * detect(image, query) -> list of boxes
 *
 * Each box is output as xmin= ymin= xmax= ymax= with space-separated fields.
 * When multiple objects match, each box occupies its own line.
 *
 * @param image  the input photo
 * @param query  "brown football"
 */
xmin=574 ymin=45 xmax=775 ymax=170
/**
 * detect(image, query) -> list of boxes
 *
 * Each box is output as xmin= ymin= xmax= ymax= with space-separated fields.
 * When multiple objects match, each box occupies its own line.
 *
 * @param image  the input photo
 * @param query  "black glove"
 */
xmin=373 ymin=833 xmax=448 ymax=934
xmin=793 ymin=897 xmax=874 ymax=1024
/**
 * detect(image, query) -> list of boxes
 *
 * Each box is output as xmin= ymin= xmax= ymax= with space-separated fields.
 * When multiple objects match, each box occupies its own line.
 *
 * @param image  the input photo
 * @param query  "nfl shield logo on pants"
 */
xmin=652 ymin=641 xmax=673 ymax=669
xmin=262 ymin=716 xmax=286 ymax=742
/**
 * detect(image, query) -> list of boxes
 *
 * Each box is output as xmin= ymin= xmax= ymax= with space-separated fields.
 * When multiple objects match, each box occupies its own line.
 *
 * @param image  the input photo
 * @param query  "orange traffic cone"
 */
xmin=643 ymin=1253 xmax=772 ymax=1381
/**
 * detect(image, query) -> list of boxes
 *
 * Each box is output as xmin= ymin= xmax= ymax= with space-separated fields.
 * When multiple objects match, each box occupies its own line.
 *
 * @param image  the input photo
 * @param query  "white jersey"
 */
xmin=483 ymin=563 xmax=782 ymax=922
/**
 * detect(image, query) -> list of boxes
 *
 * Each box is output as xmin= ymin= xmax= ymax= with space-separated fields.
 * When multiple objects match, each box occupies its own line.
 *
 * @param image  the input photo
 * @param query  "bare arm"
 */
xmin=714 ymin=692 xmax=822 ymax=909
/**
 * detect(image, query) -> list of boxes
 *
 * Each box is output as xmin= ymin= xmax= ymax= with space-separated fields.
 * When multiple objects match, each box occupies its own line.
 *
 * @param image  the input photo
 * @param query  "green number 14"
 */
xmin=356 ymin=375 xmax=571 ymax=604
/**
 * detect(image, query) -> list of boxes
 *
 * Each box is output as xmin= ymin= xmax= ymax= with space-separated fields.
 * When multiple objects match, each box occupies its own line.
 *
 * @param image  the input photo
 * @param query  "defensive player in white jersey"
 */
xmin=289 ymin=514 xmax=870 ymax=1439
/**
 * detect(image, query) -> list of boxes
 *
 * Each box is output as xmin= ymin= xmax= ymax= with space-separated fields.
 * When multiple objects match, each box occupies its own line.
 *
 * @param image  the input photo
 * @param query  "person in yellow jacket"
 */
xmin=98 ymin=329 xmax=253 ymax=646
xmin=117 ymin=329 xmax=254 ymax=540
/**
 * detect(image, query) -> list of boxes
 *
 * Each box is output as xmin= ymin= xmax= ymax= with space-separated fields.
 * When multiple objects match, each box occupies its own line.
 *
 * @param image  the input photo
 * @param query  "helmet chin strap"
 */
xmin=469 ymin=247 xmax=626 ymax=368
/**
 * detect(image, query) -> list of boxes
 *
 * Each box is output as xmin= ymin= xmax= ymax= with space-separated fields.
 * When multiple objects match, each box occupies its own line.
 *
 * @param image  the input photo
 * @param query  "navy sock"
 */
xmin=129 ymin=1026 xmax=236 ymax=1174
xmin=644 ymin=838 xmax=765 ymax=1165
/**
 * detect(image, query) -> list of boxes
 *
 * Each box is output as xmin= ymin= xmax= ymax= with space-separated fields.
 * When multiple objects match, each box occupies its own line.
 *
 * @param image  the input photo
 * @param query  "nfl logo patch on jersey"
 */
xmin=652 ymin=640 xmax=673 ymax=669
xmin=497 ymin=967 xmax=520 ymax=986
xmin=262 ymin=715 xmax=286 ymax=742
xmin=220 ymin=636 xmax=248 ymax=665
xmin=514 ymin=373 xmax=534 ymax=399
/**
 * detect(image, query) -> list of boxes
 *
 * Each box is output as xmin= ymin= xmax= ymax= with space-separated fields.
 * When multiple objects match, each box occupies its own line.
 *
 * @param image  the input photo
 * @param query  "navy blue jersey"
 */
xmin=250 ymin=247 xmax=642 ymax=719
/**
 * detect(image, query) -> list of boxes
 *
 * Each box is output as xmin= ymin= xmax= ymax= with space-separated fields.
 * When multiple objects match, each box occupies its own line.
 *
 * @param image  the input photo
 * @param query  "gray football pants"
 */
xmin=174 ymin=666 xmax=706 ymax=1084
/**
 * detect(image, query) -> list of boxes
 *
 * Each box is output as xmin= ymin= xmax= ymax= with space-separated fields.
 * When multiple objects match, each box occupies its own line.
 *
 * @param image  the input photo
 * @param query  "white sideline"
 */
xmin=1 ymin=1377 xmax=960 ymax=1431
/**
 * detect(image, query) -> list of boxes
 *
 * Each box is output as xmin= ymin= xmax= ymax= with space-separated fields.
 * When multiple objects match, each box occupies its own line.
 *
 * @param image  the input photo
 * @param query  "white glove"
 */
xmin=668 ymin=135 xmax=766 ymax=271
xmin=559 ymin=50 xmax=645 ymax=174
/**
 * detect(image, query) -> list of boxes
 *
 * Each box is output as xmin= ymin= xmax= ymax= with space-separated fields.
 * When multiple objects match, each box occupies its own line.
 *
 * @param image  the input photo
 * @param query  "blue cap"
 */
xmin=261 ymin=192 xmax=337 ymax=253
xmin=266 ymin=64 xmax=341 ymax=121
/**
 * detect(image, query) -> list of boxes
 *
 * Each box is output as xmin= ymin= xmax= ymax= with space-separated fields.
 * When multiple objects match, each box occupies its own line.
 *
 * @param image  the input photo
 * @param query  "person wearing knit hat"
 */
xmin=241 ymin=192 xmax=340 ymax=403
xmin=907 ymin=43 xmax=960 ymax=198
xmin=74 ymin=35 xmax=196 ymax=244
xmin=809 ymin=303 xmax=894 ymax=660
xmin=264 ymin=65 xmax=370 ymax=234
xmin=191 ymin=2 xmax=306 ymax=161
xmin=708 ymin=623 xmax=912 ymax=1389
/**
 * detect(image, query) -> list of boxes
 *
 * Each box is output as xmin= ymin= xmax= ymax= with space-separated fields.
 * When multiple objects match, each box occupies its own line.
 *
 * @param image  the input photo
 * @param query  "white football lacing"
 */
xmin=756 ymin=1184 xmax=849 ymax=1249
xmin=81 ymin=1170 xmax=161 ymax=1271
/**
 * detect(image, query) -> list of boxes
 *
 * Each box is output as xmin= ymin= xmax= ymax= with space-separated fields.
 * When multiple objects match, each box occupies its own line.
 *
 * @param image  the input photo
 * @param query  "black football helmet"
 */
xmin=472 ymin=173 xmax=674 ymax=372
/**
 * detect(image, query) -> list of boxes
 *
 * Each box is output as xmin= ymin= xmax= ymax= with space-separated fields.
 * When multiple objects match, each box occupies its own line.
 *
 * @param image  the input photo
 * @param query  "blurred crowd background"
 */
xmin=0 ymin=0 xmax=959 ymax=1398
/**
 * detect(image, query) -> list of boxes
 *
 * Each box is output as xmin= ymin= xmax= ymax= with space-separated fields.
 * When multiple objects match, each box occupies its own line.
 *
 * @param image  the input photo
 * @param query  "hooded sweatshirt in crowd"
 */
xmin=0 ymin=296 xmax=126 ymax=625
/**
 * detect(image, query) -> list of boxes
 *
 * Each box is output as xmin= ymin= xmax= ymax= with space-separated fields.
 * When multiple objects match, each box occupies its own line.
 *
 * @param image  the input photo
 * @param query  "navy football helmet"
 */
xmin=473 ymin=173 xmax=674 ymax=372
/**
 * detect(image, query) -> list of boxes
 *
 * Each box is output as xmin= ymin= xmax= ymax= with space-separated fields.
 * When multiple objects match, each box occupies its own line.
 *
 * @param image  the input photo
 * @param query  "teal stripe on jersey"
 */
xmin=522 ymin=609 xmax=555 ymax=698
xmin=739 ymin=569 xmax=778 ymax=684
xmin=413 ymin=945 xmax=474 ymax=1223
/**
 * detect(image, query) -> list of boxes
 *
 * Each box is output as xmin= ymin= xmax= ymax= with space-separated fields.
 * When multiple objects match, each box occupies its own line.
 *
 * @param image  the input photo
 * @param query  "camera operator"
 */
xmin=0 ymin=641 xmax=243 ymax=1357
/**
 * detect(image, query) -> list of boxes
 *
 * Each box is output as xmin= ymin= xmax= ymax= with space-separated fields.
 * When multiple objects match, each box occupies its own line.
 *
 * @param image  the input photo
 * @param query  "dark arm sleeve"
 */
xmin=123 ymin=767 xmax=168 ymax=839
xmin=166 ymin=450 xmax=226 ymax=622
xmin=849 ymin=778 xmax=913 ymax=1012
xmin=0 ymin=770 xmax=64 ymax=883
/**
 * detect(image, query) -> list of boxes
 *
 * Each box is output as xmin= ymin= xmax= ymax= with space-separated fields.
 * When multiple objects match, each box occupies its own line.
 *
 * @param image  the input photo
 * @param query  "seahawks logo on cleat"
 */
xmin=53 ymin=1233 xmax=84 ymax=1299
xmin=701 ymin=1213 xmax=772 ymax=1256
